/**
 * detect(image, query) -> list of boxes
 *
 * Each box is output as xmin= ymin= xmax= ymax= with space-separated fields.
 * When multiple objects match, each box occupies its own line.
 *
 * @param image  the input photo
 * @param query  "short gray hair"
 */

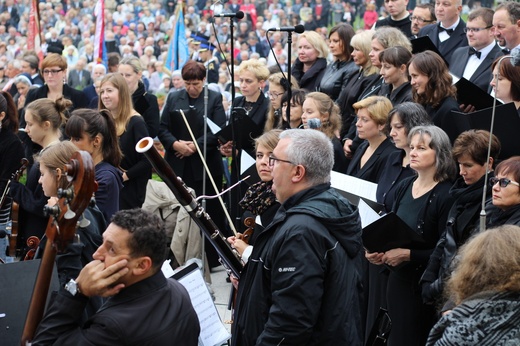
xmin=280 ymin=129 xmax=333 ymax=185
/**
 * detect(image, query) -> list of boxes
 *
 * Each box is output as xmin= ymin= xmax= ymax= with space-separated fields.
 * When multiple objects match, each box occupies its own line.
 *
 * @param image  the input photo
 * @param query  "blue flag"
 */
xmin=166 ymin=8 xmax=189 ymax=71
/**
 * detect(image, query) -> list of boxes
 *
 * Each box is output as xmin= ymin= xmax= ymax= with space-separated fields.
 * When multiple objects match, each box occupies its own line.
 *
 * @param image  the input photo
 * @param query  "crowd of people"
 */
xmin=1 ymin=0 xmax=520 ymax=344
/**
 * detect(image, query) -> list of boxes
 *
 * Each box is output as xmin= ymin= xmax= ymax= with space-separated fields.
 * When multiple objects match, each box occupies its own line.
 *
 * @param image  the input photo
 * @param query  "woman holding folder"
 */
xmin=368 ymin=125 xmax=456 ymax=346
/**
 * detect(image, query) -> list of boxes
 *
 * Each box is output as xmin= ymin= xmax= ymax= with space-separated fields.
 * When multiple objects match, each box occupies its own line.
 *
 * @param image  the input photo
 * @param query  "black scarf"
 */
xmin=239 ymin=180 xmax=277 ymax=216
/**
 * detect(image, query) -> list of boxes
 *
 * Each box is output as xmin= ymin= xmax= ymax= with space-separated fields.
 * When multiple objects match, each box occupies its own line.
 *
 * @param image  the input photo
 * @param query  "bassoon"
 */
xmin=136 ymin=137 xmax=244 ymax=278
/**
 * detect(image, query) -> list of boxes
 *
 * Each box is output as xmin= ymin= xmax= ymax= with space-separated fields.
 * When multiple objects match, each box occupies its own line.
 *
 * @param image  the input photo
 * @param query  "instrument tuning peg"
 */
xmin=89 ymin=197 xmax=96 ymax=208
xmin=64 ymin=208 xmax=76 ymax=220
xmin=57 ymin=188 xmax=74 ymax=200
xmin=43 ymin=205 xmax=60 ymax=218
xmin=74 ymin=233 xmax=81 ymax=244
xmin=78 ymin=216 xmax=90 ymax=228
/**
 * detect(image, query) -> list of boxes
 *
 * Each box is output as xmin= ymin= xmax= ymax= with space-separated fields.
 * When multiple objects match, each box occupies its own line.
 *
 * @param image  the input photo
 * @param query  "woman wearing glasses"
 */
xmin=264 ymin=72 xmax=299 ymax=131
xmin=21 ymin=54 xmax=88 ymax=158
xmin=23 ymin=53 xmax=88 ymax=115
xmin=485 ymin=156 xmax=520 ymax=227
xmin=421 ymin=130 xmax=501 ymax=310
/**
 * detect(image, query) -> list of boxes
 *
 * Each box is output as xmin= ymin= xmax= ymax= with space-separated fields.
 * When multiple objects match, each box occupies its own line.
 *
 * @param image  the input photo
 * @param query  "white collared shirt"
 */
xmin=439 ymin=17 xmax=460 ymax=42
xmin=463 ymin=41 xmax=497 ymax=80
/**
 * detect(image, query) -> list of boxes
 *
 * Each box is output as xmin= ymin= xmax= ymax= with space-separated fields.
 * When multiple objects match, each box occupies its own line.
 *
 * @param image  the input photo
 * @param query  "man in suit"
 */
xmin=21 ymin=55 xmax=44 ymax=87
xmin=68 ymin=57 xmax=92 ymax=91
xmin=410 ymin=3 xmax=436 ymax=39
xmin=493 ymin=1 xmax=520 ymax=52
xmin=32 ymin=209 xmax=200 ymax=345
xmin=247 ymin=33 xmax=267 ymax=58
xmin=418 ymin=0 xmax=468 ymax=64
xmin=449 ymin=8 xmax=503 ymax=92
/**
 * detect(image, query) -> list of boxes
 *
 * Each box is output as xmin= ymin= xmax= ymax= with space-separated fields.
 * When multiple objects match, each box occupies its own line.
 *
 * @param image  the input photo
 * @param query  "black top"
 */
xmin=318 ymin=59 xmax=358 ymax=101
xmin=375 ymin=15 xmax=412 ymax=37
xmin=291 ymin=57 xmax=327 ymax=92
xmin=132 ymin=81 xmax=160 ymax=138
xmin=424 ymin=96 xmax=461 ymax=143
xmin=346 ymin=137 xmax=400 ymax=183
xmin=376 ymin=150 xmax=414 ymax=213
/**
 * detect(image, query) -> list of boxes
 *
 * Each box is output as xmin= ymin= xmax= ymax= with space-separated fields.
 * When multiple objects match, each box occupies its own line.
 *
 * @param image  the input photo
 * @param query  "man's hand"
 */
xmin=173 ymin=140 xmax=195 ymax=158
xmin=75 ymin=259 xmax=129 ymax=297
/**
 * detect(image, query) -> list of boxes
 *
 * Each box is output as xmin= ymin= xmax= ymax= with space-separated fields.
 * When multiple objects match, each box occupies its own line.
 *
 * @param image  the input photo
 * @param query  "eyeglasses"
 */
xmin=268 ymin=155 xmax=297 ymax=167
xmin=43 ymin=69 xmax=63 ymax=75
xmin=489 ymin=177 xmax=520 ymax=188
xmin=463 ymin=26 xmax=493 ymax=33
xmin=409 ymin=16 xmax=434 ymax=24
xmin=268 ymin=91 xmax=283 ymax=99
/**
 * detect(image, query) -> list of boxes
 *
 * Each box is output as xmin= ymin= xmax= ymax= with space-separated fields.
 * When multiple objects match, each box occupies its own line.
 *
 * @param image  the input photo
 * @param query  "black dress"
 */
xmin=386 ymin=178 xmax=455 ymax=346
xmin=119 ymin=116 xmax=151 ymax=210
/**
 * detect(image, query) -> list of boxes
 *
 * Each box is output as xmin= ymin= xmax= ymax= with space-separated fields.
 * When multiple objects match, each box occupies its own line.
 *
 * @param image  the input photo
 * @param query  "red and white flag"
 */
xmin=27 ymin=0 xmax=43 ymax=62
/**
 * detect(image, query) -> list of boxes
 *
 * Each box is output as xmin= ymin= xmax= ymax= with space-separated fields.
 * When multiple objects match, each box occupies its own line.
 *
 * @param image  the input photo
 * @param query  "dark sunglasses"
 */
xmin=489 ymin=177 xmax=520 ymax=188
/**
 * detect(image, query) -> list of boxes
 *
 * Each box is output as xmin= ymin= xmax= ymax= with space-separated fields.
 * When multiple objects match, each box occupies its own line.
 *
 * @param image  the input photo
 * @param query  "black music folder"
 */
xmin=411 ymin=36 xmax=449 ymax=67
xmin=215 ymin=107 xmax=262 ymax=148
xmin=451 ymin=102 xmax=520 ymax=160
xmin=454 ymin=77 xmax=501 ymax=110
xmin=362 ymin=212 xmax=426 ymax=253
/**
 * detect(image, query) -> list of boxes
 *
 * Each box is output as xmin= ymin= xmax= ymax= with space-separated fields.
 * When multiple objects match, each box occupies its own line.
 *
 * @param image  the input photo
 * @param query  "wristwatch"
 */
xmin=64 ymin=279 xmax=81 ymax=296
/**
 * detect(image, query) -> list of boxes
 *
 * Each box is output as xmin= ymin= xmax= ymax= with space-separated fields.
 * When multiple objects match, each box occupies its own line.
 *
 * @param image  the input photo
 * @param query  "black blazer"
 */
xmin=346 ymin=137 xmax=400 ymax=183
xmin=232 ymin=93 xmax=270 ymax=153
xmin=159 ymin=88 xmax=226 ymax=185
xmin=291 ymin=57 xmax=327 ymax=92
xmin=418 ymin=20 xmax=468 ymax=64
xmin=449 ymin=43 xmax=504 ymax=92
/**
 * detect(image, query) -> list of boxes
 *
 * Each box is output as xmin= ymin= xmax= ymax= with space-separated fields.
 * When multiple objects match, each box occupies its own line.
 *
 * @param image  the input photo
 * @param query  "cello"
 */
xmin=0 ymin=158 xmax=29 ymax=259
xmin=20 ymin=150 xmax=97 ymax=345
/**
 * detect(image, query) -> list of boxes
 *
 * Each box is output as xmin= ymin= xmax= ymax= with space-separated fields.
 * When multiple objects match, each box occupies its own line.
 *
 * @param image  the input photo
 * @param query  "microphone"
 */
xmin=268 ymin=25 xmax=305 ymax=34
xmin=307 ymin=118 xmax=321 ymax=129
xmin=214 ymin=11 xmax=244 ymax=19
xmin=511 ymin=47 xmax=520 ymax=67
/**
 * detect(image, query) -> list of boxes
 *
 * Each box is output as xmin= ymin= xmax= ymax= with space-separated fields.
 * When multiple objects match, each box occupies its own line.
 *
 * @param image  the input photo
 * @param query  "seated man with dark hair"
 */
xmin=33 ymin=209 xmax=200 ymax=345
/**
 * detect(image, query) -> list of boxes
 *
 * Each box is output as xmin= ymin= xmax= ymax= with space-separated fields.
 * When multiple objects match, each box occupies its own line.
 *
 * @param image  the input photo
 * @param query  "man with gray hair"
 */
xmin=231 ymin=129 xmax=364 ymax=346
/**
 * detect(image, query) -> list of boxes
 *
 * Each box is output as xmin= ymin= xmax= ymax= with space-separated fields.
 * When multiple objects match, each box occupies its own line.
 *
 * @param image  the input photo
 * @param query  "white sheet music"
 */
xmin=175 ymin=268 xmax=231 ymax=346
xmin=330 ymin=171 xmax=378 ymax=202
xmin=358 ymin=199 xmax=381 ymax=228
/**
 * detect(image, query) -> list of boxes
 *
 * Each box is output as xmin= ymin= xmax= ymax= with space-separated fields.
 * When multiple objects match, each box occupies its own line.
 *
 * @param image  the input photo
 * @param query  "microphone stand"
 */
xmin=479 ymin=54 xmax=512 ymax=232
xmin=228 ymin=15 xmax=241 ymax=231
xmin=285 ymin=32 xmax=293 ymax=127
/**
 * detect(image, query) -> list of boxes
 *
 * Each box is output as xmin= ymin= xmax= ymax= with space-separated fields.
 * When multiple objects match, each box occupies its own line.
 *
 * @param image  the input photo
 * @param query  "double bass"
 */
xmin=20 ymin=150 xmax=97 ymax=345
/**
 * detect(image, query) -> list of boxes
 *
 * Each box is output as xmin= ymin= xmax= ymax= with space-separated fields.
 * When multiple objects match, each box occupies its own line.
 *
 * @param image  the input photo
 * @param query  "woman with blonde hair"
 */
xmin=302 ymin=92 xmax=347 ymax=172
xmin=427 ymin=225 xmax=520 ymax=345
xmin=264 ymin=72 xmax=299 ymax=131
xmin=337 ymin=30 xmax=379 ymax=141
xmin=118 ymin=55 xmax=160 ymax=138
xmin=346 ymin=96 xmax=398 ymax=182
xmin=99 ymin=73 xmax=150 ymax=210
xmin=291 ymin=30 xmax=329 ymax=92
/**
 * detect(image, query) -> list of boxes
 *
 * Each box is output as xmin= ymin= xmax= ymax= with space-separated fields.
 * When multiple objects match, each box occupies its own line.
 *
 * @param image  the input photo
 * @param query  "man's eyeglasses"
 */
xmin=410 ymin=16 xmax=434 ymax=24
xmin=463 ymin=26 xmax=493 ymax=33
xmin=489 ymin=177 xmax=520 ymax=188
xmin=268 ymin=155 xmax=297 ymax=167
xmin=268 ymin=91 xmax=283 ymax=99
xmin=43 ymin=69 xmax=63 ymax=75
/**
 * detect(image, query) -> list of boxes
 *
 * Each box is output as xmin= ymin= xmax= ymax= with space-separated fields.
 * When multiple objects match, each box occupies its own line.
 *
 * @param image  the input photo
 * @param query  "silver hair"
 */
xmin=408 ymin=125 xmax=456 ymax=182
xmin=280 ymin=129 xmax=333 ymax=185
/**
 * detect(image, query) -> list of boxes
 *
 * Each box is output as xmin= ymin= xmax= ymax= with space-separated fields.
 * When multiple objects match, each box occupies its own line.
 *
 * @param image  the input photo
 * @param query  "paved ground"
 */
xmin=210 ymin=265 xmax=234 ymax=343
